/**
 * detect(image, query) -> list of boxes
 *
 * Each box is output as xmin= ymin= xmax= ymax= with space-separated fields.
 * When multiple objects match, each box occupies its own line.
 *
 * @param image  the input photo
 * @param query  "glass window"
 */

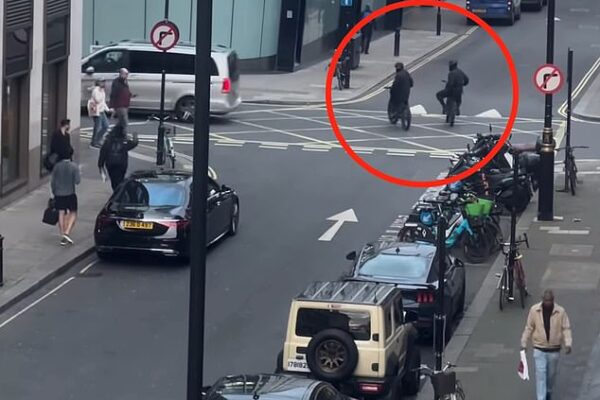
xmin=295 ymin=308 xmax=371 ymax=341
xmin=358 ymin=253 xmax=432 ymax=280
xmin=227 ymin=52 xmax=240 ymax=81
xmin=129 ymin=50 xmax=163 ymax=74
xmin=168 ymin=53 xmax=195 ymax=75
xmin=86 ymin=50 xmax=127 ymax=73
xmin=384 ymin=305 xmax=392 ymax=339
xmin=1 ymin=78 xmax=25 ymax=188
xmin=111 ymin=180 xmax=187 ymax=209
xmin=41 ymin=63 xmax=62 ymax=175
xmin=393 ymin=300 xmax=404 ymax=330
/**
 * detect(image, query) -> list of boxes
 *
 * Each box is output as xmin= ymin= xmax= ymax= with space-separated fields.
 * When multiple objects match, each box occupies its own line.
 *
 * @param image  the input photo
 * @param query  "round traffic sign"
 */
xmin=533 ymin=64 xmax=564 ymax=95
xmin=150 ymin=20 xmax=180 ymax=51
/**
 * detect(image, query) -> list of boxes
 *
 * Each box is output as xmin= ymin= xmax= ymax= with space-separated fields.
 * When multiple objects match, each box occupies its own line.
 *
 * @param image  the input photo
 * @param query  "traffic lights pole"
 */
xmin=157 ymin=0 xmax=169 ymax=166
xmin=537 ymin=0 xmax=556 ymax=221
xmin=187 ymin=0 xmax=212 ymax=398
xmin=434 ymin=215 xmax=447 ymax=371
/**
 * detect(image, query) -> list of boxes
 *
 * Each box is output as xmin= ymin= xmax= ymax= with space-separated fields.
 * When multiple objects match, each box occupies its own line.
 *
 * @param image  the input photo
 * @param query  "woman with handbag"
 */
xmin=50 ymin=158 xmax=80 ymax=246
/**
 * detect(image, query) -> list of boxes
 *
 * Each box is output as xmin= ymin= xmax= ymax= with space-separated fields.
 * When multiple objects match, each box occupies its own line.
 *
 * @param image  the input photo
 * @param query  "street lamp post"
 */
xmin=537 ymin=0 xmax=556 ymax=221
xmin=187 ymin=0 xmax=212 ymax=398
xmin=434 ymin=215 xmax=447 ymax=371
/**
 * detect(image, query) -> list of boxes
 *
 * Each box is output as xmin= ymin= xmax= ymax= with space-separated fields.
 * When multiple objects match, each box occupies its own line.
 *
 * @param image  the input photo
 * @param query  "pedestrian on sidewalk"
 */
xmin=88 ymin=78 xmax=111 ymax=148
xmin=521 ymin=290 xmax=572 ymax=400
xmin=49 ymin=119 xmax=74 ymax=163
xmin=51 ymin=158 xmax=80 ymax=246
xmin=360 ymin=5 xmax=373 ymax=54
xmin=109 ymin=68 xmax=134 ymax=132
xmin=98 ymin=124 xmax=138 ymax=191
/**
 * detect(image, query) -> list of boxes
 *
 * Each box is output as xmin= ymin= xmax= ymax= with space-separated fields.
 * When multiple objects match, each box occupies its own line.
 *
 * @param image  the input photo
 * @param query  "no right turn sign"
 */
xmin=533 ymin=64 xmax=564 ymax=95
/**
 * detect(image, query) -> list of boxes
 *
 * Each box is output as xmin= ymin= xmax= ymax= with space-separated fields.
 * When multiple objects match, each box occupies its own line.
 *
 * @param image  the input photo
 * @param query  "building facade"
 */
xmin=0 ymin=0 xmax=82 ymax=207
xmin=83 ymin=0 xmax=390 ymax=72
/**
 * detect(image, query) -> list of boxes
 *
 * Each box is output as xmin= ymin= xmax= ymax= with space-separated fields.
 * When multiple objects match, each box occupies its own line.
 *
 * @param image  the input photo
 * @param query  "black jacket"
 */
xmin=50 ymin=130 xmax=74 ymax=161
xmin=446 ymin=67 xmax=469 ymax=97
xmin=390 ymin=69 xmax=413 ymax=104
xmin=98 ymin=126 xmax=138 ymax=169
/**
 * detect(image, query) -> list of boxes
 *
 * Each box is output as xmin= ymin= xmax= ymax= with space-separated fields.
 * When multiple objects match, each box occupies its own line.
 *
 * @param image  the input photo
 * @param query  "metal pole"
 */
xmin=565 ymin=48 xmax=573 ymax=189
xmin=393 ymin=28 xmax=400 ymax=57
xmin=0 ymin=235 xmax=4 ymax=287
xmin=157 ymin=0 xmax=170 ymax=166
xmin=509 ymin=153 xmax=519 ymax=298
xmin=436 ymin=7 xmax=441 ymax=36
xmin=434 ymin=215 xmax=447 ymax=371
xmin=187 ymin=0 xmax=211 ymax=397
xmin=537 ymin=0 xmax=556 ymax=221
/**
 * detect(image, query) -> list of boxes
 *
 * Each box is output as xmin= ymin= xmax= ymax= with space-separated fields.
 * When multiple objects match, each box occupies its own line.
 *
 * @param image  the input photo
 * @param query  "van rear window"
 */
xmin=228 ymin=51 xmax=240 ymax=81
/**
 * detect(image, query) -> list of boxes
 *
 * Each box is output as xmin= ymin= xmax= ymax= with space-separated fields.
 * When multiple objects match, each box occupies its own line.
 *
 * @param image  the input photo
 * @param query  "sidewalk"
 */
xmin=0 ymin=138 xmax=181 ymax=314
xmin=417 ymin=164 xmax=600 ymax=399
xmin=241 ymin=29 xmax=458 ymax=105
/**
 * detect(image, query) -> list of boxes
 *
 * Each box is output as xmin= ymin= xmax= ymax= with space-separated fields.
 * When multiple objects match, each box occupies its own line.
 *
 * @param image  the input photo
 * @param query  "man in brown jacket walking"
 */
xmin=521 ymin=290 xmax=572 ymax=400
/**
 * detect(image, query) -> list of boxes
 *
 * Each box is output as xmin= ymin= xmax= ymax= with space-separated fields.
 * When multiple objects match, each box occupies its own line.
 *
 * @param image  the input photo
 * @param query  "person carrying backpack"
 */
xmin=98 ymin=125 xmax=138 ymax=191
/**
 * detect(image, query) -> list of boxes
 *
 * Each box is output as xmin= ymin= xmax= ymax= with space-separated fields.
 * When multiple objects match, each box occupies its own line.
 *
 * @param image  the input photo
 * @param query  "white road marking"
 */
xmin=302 ymin=147 xmax=330 ymax=152
xmin=570 ymin=8 xmax=590 ymax=12
xmin=319 ymin=209 xmax=358 ymax=241
xmin=475 ymin=109 xmax=503 ymax=118
xmin=0 ymin=277 xmax=75 ymax=329
xmin=129 ymin=151 xmax=157 ymax=163
xmin=410 ymin=105 xmax=428 ymax=115
xmin=214 ymin=142 xmax=243 ymax=147
xmin=558 ymin=55 xmax=600 ymax=118
xmin=259 ymin=145 xmax=288 ymax=150
xmin=79 ymin=260 xmax=98 ymax=274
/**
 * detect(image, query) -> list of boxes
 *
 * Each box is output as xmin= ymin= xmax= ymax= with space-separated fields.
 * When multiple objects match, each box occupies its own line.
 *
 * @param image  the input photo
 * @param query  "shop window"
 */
xmin=41 ymin=63 xmax=64 ymax=174
xmin=1 ymin=78 xmax=27 ymax=190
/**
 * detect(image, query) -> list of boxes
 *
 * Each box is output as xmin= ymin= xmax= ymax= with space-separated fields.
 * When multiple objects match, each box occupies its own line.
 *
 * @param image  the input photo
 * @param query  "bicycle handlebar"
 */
xmin=556 ymin=145 xmax=589 ymax=151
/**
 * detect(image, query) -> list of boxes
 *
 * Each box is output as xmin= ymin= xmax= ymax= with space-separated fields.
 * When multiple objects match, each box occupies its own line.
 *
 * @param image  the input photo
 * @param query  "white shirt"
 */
xmin=87 ymin=86 xmax=109 ymax=116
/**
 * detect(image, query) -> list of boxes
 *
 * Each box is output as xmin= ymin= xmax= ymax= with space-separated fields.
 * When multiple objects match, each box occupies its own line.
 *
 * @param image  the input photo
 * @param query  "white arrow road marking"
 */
xmin=319 ymin=209 xmax=358 ymax=241
xmin=410 ymin=104 xmax=427 ymax=115
xmin=475 ymin=109 xmax=503 ymax=118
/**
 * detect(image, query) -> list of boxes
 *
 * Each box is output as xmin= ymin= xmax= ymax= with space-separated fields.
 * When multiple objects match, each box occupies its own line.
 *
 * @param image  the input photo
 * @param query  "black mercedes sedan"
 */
xmin=344 ymin=241 xmax=465 ymax=335
xmin=203 ymin=374 xmax=353 ymax=400
xmin=94 ymin=170 xmax=239 ymax=260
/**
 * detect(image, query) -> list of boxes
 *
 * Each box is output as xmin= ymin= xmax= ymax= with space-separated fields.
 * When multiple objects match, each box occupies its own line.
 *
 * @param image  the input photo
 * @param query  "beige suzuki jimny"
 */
xmin=277 ymin=281 xmax=421 ymax=399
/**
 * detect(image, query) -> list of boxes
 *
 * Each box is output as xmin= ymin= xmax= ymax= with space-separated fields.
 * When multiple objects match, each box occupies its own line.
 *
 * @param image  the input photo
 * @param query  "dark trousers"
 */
xmin=436 ymin=89 xmax=462 ymax=114
xmin=361 ymin=29 xmax=372 ymax=54
xmin=107 ymin=165 xmax=127 ymax=191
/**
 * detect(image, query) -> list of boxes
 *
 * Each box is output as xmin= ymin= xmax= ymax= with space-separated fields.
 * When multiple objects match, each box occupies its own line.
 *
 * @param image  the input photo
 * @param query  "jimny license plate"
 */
xmin=287 ymin=359 xmax=310 ymax=373
xmin=472 ymin=8 xmax=486 ymax=13
xmin=122 ymin=220 xmax=154 ymax=230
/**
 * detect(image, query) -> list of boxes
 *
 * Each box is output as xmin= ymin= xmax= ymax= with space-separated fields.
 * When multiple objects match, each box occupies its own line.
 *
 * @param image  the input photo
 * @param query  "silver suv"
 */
xmin=278 ymin=281 xmax=421 ymax=399
xmin=81 ymin=41 xmax=241 ymax=118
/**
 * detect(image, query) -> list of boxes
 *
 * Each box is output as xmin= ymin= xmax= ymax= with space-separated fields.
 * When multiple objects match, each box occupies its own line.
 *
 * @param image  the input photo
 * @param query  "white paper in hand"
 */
xmin=518 ymin=350 xmax=530 ymax=380
xmin=101 ymin=169 xmax=107 ymax=182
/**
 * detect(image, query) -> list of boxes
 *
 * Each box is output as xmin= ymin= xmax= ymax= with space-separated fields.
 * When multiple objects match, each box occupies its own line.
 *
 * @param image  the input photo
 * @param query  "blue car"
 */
xmin=466 ymin=0 xmax=522 ymax=25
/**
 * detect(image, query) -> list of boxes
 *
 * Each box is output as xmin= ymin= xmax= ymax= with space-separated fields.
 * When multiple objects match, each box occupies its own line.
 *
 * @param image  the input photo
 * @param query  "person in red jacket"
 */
xmin=109 ymin=68 xmax=134 ymax=132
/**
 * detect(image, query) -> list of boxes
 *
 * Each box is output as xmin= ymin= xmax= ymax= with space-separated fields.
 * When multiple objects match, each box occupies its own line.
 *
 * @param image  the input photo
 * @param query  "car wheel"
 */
xmin=228 ymin=201 xmax=239 ymax=236
xmin=516 ymin=5 xmax=522 ymax=19
xmin=508 ymin=9 xmax=515 ymax=25
xmin=535 ymin=0 xmax=543 ymax=10
xmin=387 ymin=375 xmax=403 ymax=400
xmin=402 ymin=347 xmax=421 ymax=395
xmin=175 ymin=96 xmax=195 ymax=122
xmin=306 ymin=329 xmax=359 ymax=382
xmin=456 ymin=281 xmax=466 ymax=317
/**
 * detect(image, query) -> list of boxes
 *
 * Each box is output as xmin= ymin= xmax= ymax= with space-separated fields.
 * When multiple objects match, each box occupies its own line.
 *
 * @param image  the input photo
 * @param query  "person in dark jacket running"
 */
xmin=389 ymin=62 xmax=414 ymax=115
xmin=109 ymin=68 xmax=134 ymax=131
xmin=98 ymin=125 xmax=138 ymax=191
xmin=436 ymin=60 xmax=469 ymax=115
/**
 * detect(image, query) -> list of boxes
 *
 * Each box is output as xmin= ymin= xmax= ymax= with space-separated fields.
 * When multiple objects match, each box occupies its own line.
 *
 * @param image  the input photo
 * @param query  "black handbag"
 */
xmin=42 ymin=198 xmax=59 ymax=226
xmin=43 ymin=152 xmax=59 ymax=172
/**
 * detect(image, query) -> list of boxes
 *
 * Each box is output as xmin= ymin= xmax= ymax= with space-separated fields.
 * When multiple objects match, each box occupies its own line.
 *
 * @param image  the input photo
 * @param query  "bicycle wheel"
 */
xmin=498 ymin=269 xmax=506 ymax=311
xmin=454 ymin=381 xmax=466 ymax=400
xmin=515 ymin=259 xmax=527 ymax=309
xmin=401 ymin=107 xmax=411 ymax=131
xmin=447 ymin=102 xmax=457 ymax=127
xmin=336 ymin=70 xmax=343 ymax=91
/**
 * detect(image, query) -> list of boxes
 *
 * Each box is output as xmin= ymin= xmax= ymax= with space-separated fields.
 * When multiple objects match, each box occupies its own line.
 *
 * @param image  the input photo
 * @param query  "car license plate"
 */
xmin=287 ymin=359 xmax=310 ymax=373
xmin=472 ymin=8 xmax=486 ymax=13
xmin=122 ymin=220 xmax=153 ymax=230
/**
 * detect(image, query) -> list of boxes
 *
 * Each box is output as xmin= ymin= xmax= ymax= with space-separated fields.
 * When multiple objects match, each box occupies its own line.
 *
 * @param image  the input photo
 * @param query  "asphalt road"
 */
xmin=2 ymin=2 xmax=600 ymax=399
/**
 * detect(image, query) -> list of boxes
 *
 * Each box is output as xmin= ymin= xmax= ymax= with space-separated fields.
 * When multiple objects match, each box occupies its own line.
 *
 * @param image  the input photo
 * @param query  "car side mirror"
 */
xmin=85 ymin=66 xmax=95 ymax=75
xmin=404 ymin=310 xmax=418 ymax=324
xmin=346 ymin=251 xmax=357 ymax=261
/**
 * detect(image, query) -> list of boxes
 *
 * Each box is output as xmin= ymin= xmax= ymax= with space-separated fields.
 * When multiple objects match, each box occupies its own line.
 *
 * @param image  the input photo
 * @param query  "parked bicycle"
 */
xmin=148 ymin=115 xmax=177 ymax=169
xmin=496 ymin=234 xmax=529 ymax=311
xmin=418 ymin=362 xmax=465 ymax=400
xmin=556 ymin=145 xmax=589 ymax=196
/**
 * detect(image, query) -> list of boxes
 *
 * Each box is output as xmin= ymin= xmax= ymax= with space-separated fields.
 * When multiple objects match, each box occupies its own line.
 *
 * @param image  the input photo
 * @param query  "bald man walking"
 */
xmin=521 ymin=290 xmax=572 ymax=400
xmin=109 ymin=68 xmax=134 ymax=132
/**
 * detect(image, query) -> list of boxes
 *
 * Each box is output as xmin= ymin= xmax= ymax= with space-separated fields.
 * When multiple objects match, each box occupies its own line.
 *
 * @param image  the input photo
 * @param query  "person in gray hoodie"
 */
xmin=51 ymin=158 xmax=81 ymax=246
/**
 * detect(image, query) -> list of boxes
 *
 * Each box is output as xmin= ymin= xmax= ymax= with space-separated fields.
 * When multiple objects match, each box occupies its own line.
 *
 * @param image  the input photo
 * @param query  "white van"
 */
xmin=81 ymin=41 xmax=242 ymax=118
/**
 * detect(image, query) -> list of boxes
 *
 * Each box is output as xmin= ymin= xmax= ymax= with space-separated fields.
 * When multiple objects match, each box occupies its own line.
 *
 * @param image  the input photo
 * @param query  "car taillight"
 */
xmin=221 ymin=78 xmax=231 ymax=94
xmin=96 ymin=214 xmax=112 ymax=228
xmin=358 ymin=383 xmax=383 ymax=394
xmin=417 ymin=291 xmax=435 ymax=304
xmin=161 ymin=220 xmax=190 ymax=229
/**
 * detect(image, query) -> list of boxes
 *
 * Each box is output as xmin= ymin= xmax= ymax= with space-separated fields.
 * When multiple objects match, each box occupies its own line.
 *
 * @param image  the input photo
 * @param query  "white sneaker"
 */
xmin=63 ymin=234 xmax=74 ymax=245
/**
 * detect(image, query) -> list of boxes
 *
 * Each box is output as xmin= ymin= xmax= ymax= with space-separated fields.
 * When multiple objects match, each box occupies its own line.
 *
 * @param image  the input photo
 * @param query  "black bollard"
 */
xmin=0 ymin=235 xmax=4 ymax=287
xmin=394 ymin=28 xmax=400 ymax=57
xmin=436 ymin=6 xmax=442 ymax=36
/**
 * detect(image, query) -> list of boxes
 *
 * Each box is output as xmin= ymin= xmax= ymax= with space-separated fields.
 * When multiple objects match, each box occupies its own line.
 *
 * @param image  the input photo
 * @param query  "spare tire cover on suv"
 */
xmin=306 ymin=328 xmax=359 ymax=382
